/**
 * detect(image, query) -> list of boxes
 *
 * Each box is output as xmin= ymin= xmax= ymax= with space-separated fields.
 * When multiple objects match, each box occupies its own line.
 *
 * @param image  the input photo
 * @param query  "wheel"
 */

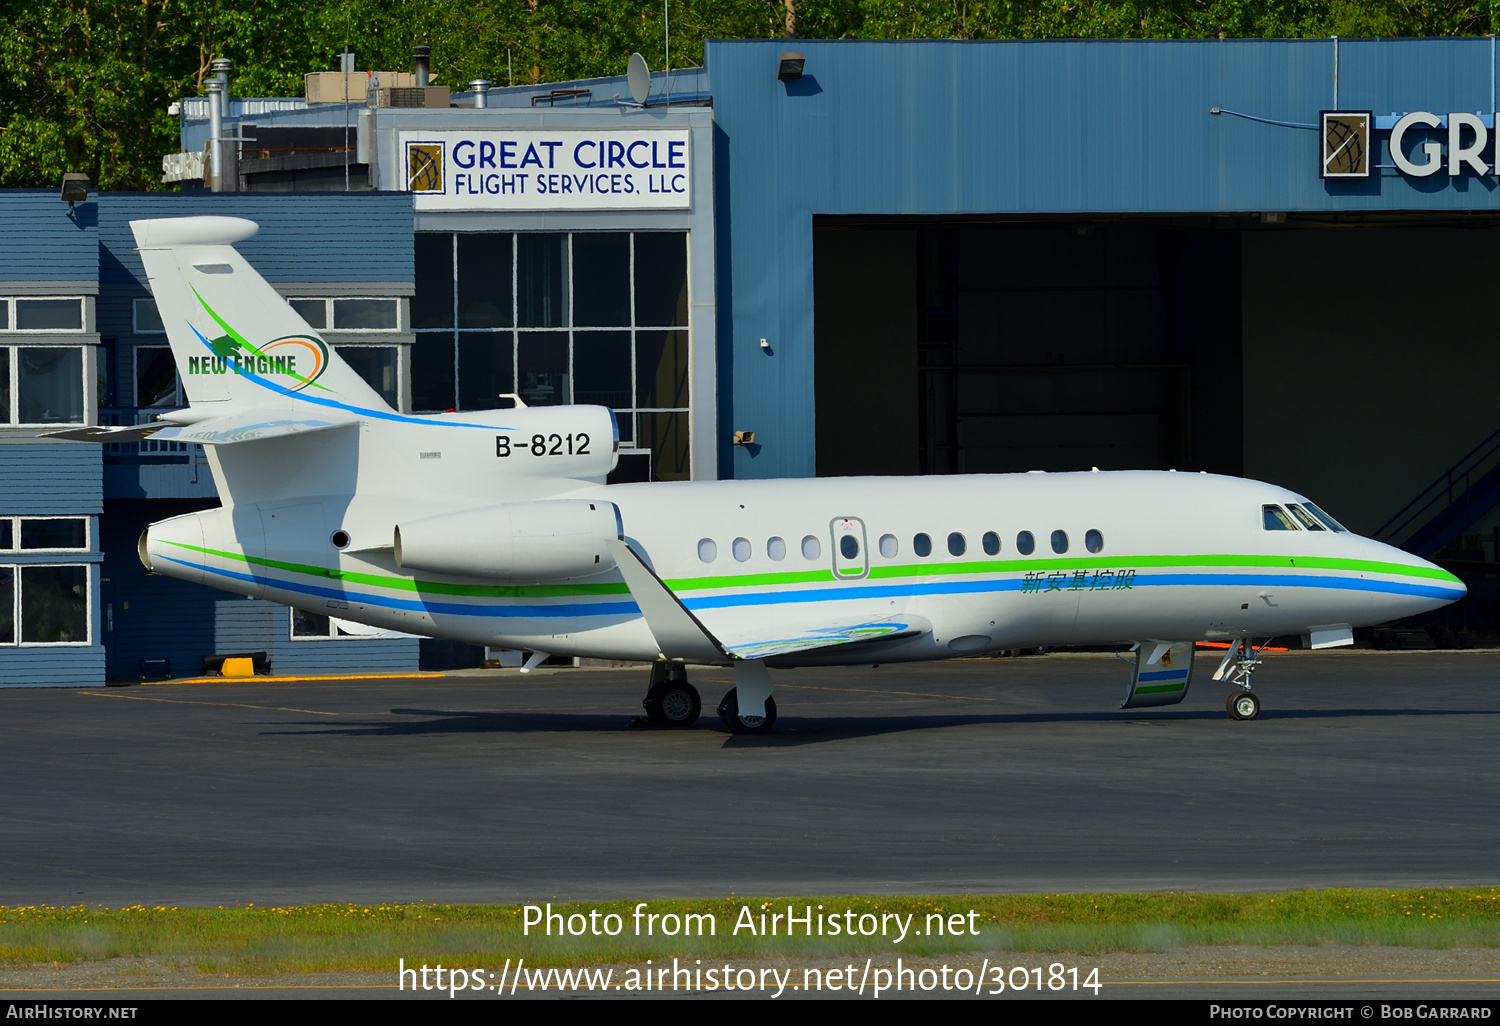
xmin=716 ymin=687 xmax=778 ymax=734
xmin=1227 ymin=691 xmax=1260 ymax=721
xmin=644 ymin=681 xmax=701 ymax=727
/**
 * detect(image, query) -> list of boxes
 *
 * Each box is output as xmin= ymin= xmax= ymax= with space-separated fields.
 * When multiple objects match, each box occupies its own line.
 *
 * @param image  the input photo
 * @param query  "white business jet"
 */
xmin=57 ymin=217 xmax=1466 ymax=731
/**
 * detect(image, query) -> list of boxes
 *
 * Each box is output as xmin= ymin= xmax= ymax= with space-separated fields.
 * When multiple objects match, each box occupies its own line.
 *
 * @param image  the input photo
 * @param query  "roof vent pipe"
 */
xmin=413 ymin=45 xmax=430 ymax=88
xmin=205 ymin=78 xmax=224 ymax=193
xmin=210 ymin=57 xmax=231 ymax=101
xmin=471 ymin=80 xmax=490 ymax=108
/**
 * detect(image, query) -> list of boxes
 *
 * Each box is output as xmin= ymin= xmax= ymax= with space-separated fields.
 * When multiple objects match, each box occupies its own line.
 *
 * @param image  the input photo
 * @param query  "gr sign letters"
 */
xmin=401 ymin=129 xmax=692 ymax=211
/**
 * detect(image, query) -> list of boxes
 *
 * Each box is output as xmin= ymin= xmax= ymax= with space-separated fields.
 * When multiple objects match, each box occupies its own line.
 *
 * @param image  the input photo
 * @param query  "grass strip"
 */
xmin=2 ymin=888 xmax=1498 ymax=973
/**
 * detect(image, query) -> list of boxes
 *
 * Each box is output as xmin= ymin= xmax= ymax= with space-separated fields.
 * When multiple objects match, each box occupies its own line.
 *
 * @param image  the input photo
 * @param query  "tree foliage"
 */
xmin=0 ymin=0 xmax=1495 ymax=190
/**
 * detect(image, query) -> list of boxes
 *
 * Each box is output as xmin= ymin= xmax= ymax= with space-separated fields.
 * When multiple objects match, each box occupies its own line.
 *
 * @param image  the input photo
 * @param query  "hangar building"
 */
xmin=3 ymin=37 xmax=1497 ymax=684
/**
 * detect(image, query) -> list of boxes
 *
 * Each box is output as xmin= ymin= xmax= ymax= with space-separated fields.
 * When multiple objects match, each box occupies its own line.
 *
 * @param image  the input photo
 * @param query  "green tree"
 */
xmin=0 ymin=0 xmax=1492 ymax=191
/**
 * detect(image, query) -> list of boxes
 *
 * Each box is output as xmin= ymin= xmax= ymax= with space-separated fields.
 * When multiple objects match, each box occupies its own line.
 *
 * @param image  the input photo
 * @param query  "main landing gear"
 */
xmin=641 ymin=661 xmax=701 ymax=728
xmin=639 ymin=661 xmax=780 ymax=734
xmin=716 ymin=688 xmax=778 ymax=735
xmin=1212 ymin=638 xmax=1270 ymax=720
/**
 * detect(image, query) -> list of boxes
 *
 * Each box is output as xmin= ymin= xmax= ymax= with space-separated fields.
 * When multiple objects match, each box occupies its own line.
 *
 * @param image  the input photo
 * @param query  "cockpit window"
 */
xmin=1262 ymin=504 xmax=1298 ymax=531
xmin=1303 ymin=501 xmax=1348 ymax=532
xmin=1285 ymin=504 xmax=1325 ymax=531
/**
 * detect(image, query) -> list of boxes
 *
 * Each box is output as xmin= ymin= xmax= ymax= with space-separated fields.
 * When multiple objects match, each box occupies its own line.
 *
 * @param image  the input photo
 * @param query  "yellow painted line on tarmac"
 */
xmin=777 ymin=683 xmax=997 ymax=703
xmin=77 ymin=691 xmax=342 ymax=717
xmin=144 ymin=673 xmax=445 ymax=686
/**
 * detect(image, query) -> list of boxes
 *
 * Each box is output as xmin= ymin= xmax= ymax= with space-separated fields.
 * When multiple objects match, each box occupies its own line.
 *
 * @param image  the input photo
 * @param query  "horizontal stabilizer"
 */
xmin=715 ymin=616 xmax=928 ymax=661
xmin=48 ymin=410 xmax=354 ymax=446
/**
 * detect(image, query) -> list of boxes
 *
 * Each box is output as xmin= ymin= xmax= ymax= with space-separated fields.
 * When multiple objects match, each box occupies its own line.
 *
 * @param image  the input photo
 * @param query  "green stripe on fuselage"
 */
xmin=665 ymin=553 xmax=1457 ymax=592
xmin=160 ymin=540 xmax=629 ymax=598
xmin=163 ymin=540 xmax=1458 ymax=600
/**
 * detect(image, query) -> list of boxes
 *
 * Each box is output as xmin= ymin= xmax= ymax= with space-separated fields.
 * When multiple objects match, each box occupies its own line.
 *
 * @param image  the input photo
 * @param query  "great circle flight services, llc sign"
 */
xmin=402 ymin=130 xmax=692 ymax=211
xmin=1321 ymin=110 xmax=1500 ymax=179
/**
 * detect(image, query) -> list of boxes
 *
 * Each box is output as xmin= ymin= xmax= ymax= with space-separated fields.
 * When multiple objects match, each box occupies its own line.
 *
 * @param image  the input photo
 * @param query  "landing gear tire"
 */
xmin=717 ymin=687 xmax=778 ymax=735
xmin=1227 ymin=691 xmax=1260 ymax=721
xmin=644 ymin=681 xmax=701 ymax=728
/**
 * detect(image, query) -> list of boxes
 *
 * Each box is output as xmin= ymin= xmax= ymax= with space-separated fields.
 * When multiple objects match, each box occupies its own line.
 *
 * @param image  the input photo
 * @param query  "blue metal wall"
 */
xmin=0 ymin=192 xmax=97 ymax=282
xmin=98 ymin=192 xmax=415 ymax=288
xmin=705 ymin=38 xmax=1500 ymax=478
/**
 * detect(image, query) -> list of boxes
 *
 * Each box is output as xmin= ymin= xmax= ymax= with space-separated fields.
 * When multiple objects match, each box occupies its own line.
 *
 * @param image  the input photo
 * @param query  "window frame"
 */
xmin=3 ymin=345 xmax=89 ymax=426
xmin=3 ymin=516 xmax=91 ymax=553
xmin=412 ymin=231 xmax=691 ymax=471
xmin=289 ymin=297 xmax=403 ymax=334
xmin=132 ymin=344 xmax=182 ymax=408
xmin=132 ymin=297 xmax=166 ymax=334
xmin=0 ymin=561 xmax=93 ymax=647
xmin=0 ymin=297 xmax=87 ymax=334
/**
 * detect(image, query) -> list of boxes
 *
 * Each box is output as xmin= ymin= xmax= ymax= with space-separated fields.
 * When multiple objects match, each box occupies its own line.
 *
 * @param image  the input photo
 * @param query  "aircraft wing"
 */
xmin=711 ymin=617 xmax=928 ymax=661
xmin=47 ymin=410 xmax=353 ymax=446
xmin=606 ymin=538 xmax=929 ymax=663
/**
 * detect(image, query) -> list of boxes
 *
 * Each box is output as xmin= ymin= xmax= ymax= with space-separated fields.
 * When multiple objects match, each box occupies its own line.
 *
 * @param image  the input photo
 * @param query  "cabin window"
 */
xmin=1085 ymin=529 xmax=1104 ymax=553
xmin=1285 ymin=504 xmax=1325 ymax=531
xmin=1263 ymin=505 xmax=1299 ymax=531
xmin=1051 ymin=530 xmax=1069 ymax=554
xmin=732 ymin=537 xmax=752 ymax=562
xmin=697 ymin=538 xmax=717 ymax=562
xmin=839 ymin=535 xmax=859 ymax=559
xmin=913 ymin=533 xmax=932 ymax=557
xmin=879 ymin=534 xmax=898 ymax=558
xmin=947 ymin=533 xmax=966 ymax=556
xmin=801 ymin=535 xmax=821 ymax=559
xmin=767 ymin=536 xmax=786 ymax=561
xmin=1303 ymin=502 xmax=1347 ymax=532
xmin=1016 ymin=531 xmax=1035 ymax=555
xmin=982 ymin=532 xmax=1000 ymax=556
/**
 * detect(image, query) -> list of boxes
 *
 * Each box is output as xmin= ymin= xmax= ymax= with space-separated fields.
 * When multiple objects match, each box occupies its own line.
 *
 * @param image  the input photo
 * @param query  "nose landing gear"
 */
xmin=1212 ymin=638 xmax=1271 ymax=720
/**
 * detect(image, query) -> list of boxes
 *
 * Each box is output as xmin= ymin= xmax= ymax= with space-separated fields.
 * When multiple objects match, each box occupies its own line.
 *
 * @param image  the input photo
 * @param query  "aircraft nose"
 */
xmin=1384 ymin=544 xmax=1466 ymax=610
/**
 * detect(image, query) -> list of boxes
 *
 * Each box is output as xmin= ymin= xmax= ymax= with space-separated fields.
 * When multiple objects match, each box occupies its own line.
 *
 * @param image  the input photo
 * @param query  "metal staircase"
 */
xmin=1373 ymin=426 xmax=1500 ymax=557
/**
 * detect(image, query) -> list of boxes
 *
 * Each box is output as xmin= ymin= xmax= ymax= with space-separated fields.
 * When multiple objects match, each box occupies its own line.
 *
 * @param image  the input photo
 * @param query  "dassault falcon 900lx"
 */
xmin=56 ymin=217 xmax=1466 ymax=733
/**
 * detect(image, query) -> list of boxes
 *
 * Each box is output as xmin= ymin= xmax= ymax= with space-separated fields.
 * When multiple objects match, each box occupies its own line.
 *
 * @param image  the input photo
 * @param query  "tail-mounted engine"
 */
xmin=395 ymin=499 xmax=622 ymax=581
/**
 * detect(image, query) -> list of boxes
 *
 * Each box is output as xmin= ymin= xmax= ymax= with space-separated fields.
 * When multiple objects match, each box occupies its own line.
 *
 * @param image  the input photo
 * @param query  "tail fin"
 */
xmin=131 ymin=217 xmax=392 ymax=415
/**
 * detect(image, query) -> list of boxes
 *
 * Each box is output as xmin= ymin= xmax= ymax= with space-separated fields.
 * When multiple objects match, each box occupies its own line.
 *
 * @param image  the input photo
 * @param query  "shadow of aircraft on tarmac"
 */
xmin=258 ymin=705 xmax=1500 ymax=747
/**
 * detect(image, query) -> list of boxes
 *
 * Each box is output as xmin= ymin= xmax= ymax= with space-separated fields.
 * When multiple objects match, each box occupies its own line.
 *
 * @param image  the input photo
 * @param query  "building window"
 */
xmin=134 ymin=345 xmax=181 ymax=407
xmin=132 ymin=298 xmax=165 ymax=334
xmin=414 ymin=231 xmax=691 ymax=480
xmin=287 ymin=298 xmax=401 ymax=332
xmin=0 ymin=563 xmax=90 ymax=645
xmin=2 ymin=346 xmax=85 ymax=424
xmin=289 ymin=607 xmax=403 ymax=641
xmin=0 ymin=298 xmax=85 ymax=333
xmin=334 ymin=346 xmax=399 ymax=408
xmin=3 ymin=517 xmax=90 ymax=551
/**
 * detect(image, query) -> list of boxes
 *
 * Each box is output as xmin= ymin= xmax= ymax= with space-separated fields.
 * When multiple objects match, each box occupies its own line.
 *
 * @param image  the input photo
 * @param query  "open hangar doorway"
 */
xmin=812 ymin=217 xmax=1245 ymax=484
xmin=812 ymin=213 xmax=1500 ymax=547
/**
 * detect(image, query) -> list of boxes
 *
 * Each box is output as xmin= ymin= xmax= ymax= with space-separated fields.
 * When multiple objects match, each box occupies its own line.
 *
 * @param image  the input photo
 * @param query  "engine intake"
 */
xmin=395 ymin=499 xmax=621 ymax=581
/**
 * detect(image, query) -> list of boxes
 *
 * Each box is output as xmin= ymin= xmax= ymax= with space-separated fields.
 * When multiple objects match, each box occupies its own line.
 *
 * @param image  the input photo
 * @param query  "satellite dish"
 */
xmin=627 ymin=52 xmax=650 ymax=105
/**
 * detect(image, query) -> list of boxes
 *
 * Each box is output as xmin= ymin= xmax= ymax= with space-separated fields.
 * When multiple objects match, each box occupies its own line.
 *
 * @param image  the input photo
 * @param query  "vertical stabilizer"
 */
xmin=131 ymin=217 xmax=392 ymax=414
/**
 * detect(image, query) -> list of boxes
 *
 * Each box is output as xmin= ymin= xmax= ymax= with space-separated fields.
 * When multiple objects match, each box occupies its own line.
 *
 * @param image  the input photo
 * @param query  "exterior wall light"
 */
xmin=734 ymin=431 xmax=756 ymax=445
xmin=778 ymin=52 xmax=804 ymax=81
xmin=60 ymin=173 xmax=89 ymax=207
